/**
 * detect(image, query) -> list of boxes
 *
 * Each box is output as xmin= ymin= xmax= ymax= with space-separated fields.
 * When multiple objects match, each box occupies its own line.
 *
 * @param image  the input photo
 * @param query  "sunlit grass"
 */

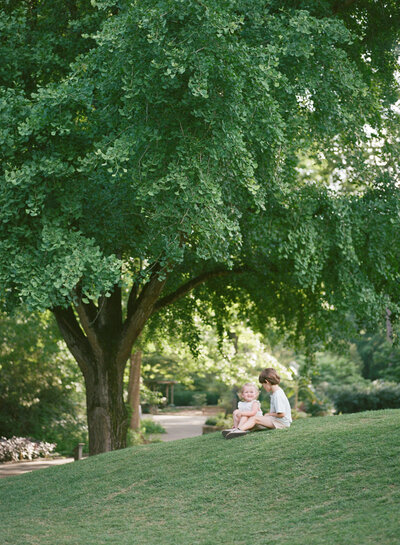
xmin=1 ymin=409 xmax=399 ymax=545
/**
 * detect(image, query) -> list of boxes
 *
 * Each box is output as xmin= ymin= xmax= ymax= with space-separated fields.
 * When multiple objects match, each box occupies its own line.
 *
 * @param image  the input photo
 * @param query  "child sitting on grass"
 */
xmin=225 ymin=368 xmax=292 ymax=439
xmin=221 ymin=382 xmax=262 ymax=438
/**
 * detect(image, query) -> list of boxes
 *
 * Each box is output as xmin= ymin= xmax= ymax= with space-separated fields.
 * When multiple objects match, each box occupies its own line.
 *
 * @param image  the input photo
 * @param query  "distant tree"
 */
xmin=353 ymin=331 xmax=400 ymax=382
xmin=1 ymin=0 xmax=399 ymax=454
xmin=0 ymin=310 xmax=86 ymax=454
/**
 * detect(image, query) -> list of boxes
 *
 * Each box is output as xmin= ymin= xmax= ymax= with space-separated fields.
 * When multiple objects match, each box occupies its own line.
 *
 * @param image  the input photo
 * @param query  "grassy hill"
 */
xmin=1 ymin=410 xmax=399 ymax=545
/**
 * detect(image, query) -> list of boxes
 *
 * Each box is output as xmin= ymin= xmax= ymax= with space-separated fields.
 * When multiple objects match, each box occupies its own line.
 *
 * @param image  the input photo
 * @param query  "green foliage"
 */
xmin=139 ymin=383 xmax=164 ymax=407
xmin=331 ymin=382 xmax=400 ymax=414
xmin=280 ymin=362 xmax=316 ymax=410
xmin=126 ymin=418 xmax=166 ymax=446
xmin=0 ymin=0 xmax=105 ymax=93
xmin=312 ymin=349 xmax=366 ymax=386
xmin=205 ymin=413 xmax=232 ymax=427
xmin=191 ymin=392 xmax=207 ymax=407
xmin=354 ymin=332 xmax=400 ymax=382
xmin=168 ymin=386 xmax=194 ymax=407
xmin=140 ymin=419 xmax=166 ymax=435
xmin=1 ymin=0 xmax=399 ymax=333
xmin=0 ymin=310 xmax=87 ymax=455
xmin=302 ymin=397 xmax=334 ymax=417
xmin=144 ymin=321 xmax=291 ymax=388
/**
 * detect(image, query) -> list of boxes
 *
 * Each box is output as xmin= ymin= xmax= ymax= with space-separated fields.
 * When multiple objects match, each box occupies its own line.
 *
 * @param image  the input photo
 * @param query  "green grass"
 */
xmin=1 ymin=410 xmax=399 ymax=545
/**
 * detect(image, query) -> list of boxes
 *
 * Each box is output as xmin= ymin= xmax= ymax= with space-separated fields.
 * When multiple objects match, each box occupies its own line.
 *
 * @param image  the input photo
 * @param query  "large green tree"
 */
xmin=1 ymin=0 xmax=399 ymax=454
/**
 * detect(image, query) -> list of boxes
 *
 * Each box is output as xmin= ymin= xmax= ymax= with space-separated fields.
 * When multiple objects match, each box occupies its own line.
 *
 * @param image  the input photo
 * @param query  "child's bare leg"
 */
xmin=253 ymin=415 xmax=276 ymax=429
xmin=232 ymin=410 xmax=241 ymax=428
xmin=238 ymin=416 xmax=256 ymax=431
xmin=238 ymin=416 xmax=249 ymax=429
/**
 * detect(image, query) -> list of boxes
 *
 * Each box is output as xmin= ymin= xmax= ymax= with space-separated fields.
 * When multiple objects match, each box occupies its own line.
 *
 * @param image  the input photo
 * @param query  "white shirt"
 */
xmin=270 ymin=387 xmax=292 ymax=425
xmin=238 ymin=400 xmax=263 ymax=416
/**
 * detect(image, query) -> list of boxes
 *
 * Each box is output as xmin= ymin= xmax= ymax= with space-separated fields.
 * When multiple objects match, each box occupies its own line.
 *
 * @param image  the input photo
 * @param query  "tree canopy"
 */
xmin=1 ymin=0 xmax=399 ymax=453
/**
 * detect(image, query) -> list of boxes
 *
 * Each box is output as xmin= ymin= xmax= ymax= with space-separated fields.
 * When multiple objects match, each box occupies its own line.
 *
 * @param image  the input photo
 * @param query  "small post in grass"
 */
xmin=74 ymin=443 xmax=85 ymax=461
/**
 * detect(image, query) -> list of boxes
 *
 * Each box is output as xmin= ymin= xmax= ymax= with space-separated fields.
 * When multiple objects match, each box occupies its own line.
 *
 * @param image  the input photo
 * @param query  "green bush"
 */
xmin=0 ymin=391 xmax=88 ymax=456
xmin=0 ymin=310 xmax=88 ymax=457
xmin=205 ymin=392 xmax=219 ymax=405
xmin=126 ymin=430 xmax=147 ymax=446
xmin=172 ymin=388 xmax=195 ymax=406
xmin=291 ymin=409 xmax=310 ymax=420
xmin=126 ymin=419 xmax=166 ymax=446
xmin=191 ymin=393 xmax=207 ymax=407
xmin=332 ymin=382 xmax=400 ymax=414
xmin=205 ymin=413 xmax=232 ymax=428
xmin=172 ymin=388 xmax=219 ymax=407
xmin=140 ymin=419 xmax=166 ymax=435
xmin=302 ymin=398 xmax=334 ymax=417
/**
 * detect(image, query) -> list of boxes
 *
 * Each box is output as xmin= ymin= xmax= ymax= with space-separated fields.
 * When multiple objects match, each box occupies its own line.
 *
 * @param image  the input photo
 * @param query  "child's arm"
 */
xmin=237 ymin=400 xmax=261 ymax=417
xmin=266 ymin=411 xmax=285 ymax=418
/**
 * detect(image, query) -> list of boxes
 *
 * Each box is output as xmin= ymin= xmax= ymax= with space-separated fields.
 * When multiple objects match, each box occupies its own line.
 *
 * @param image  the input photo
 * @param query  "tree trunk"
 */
xmin=84 ymin=354 xmax=129 ymax=456
xmin=386 ymin=307 xmax=393 ymax=343
xmin=128 ymin=351 xmax=142 ymax=431
xmin=52 ymin=271 xmax=167 ymax=455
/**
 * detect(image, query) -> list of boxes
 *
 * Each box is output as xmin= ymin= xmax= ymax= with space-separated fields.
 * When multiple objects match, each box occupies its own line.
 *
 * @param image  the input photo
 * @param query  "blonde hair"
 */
xmin=239 ymin=382 xmax=259 ymax=399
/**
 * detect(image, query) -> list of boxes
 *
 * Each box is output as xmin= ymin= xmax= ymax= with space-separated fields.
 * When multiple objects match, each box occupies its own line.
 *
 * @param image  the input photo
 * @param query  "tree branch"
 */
xmin=74 ymin=299 xmax=103 ymax=360
xmin=126 ymin=281 xmax=139 ymax=321
xmin=117 ymin=272 xmax=167 ymax=365
xmin=152 ymin=267 xmax=248 ymax=313
xmin=52 ymin=305 xmax=94 ymax=377
xmin=98 ymin=285 xmax=123 ymax=335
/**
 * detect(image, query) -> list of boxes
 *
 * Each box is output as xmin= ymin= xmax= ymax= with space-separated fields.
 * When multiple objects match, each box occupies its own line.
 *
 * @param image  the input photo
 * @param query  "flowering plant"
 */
xmin=0 ymin=437 xmax=56 ymax=462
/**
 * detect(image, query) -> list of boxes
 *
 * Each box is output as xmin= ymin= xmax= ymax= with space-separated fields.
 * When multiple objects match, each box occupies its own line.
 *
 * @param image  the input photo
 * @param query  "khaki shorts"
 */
xmin=255 ymin=418 xmax=290 ymax=430
xmin=270 ymin=417 xmax=290 ymax=429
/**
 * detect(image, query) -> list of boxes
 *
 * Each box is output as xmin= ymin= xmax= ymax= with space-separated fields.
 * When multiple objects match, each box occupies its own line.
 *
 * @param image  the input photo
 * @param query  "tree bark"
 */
xmin=53 ymin=304 xmax=129 ymax=455
xmin=84 ymin=351 xmax=128 ymax=455
xmin=128 ymin=351 xmax=142 ymax=431
xmin=386 ymin=307 xmax=393 ymax=343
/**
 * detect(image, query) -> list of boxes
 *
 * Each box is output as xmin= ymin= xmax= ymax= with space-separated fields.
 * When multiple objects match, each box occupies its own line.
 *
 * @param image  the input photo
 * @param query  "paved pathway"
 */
xmin=0 ymin=410 xmax=208 ymax=478
xmin=0 ymin=457 xmax=74 ymax=479
xmin=144 ymin=412 xmax=207 ymax=441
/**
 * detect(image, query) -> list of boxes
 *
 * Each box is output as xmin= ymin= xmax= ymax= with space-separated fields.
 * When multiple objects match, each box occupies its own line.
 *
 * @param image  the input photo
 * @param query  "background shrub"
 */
xmin=0 ymin=437 xmax=56 ymax=462
xmin=126 ymin=420 xmax=166 ymax=447
xmin=205 ymin=413 xmax=232 ymax=428
xmin=302 ymin=398 xmax=334 ymax=417
xmin=191 ymin=393 xmax=207 ymax=407
xmin=332 ymin=382 xmax=400 ymax=413
xmin=0 ymin=310 xmax=88 ymax=456
xmin=140 ymin=419 xmax=166 ymax=435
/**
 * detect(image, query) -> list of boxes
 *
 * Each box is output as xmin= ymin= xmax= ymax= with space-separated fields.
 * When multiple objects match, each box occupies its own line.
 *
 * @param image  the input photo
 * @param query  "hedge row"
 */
xmin=332 ymin=382 xmax=400 ymax=414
